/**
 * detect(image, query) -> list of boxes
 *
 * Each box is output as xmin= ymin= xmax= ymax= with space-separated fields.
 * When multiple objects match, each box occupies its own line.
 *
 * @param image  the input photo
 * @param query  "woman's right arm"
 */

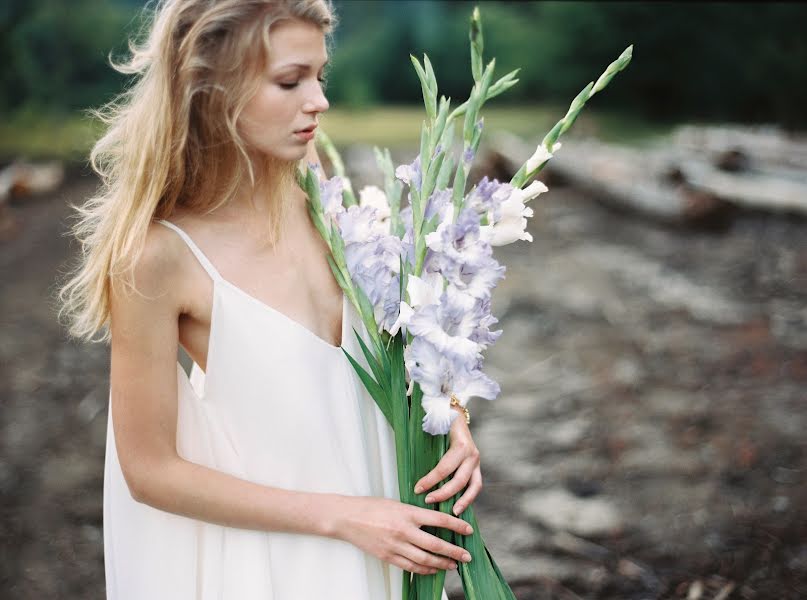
xmin=108 ymin=225 xmax=473 ymax=575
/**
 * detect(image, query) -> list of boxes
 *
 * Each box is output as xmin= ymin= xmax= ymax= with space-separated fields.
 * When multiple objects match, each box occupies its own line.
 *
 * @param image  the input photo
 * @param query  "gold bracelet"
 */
xmin=450 ymin=394 xmax=470 ymax=425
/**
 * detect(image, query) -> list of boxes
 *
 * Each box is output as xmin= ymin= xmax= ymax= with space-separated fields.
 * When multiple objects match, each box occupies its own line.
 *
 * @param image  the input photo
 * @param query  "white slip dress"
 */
xmin=103 ymin=219 xmax=450 ymax=599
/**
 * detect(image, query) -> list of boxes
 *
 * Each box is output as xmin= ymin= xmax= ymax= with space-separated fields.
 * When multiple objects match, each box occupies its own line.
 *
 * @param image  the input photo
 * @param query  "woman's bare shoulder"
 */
xmin=141 ymin=221 xmax=190 ymax=289
xmin=110 ymin=221 xmax=191 ymax=318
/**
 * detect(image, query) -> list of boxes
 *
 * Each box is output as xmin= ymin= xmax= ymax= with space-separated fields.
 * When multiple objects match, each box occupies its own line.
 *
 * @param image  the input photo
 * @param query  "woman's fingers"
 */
xmin=410 ymin=527 xmax=472 ymax=564
xmin=415 ymin=505 xmax=474 ymax=536
xmin=453 ymin=466 xmax=483 ymax=516
xmin=424 ymin=458 xmax=476 ymax=505
xmin=392 ymin=554 xmax=438 ymax=575
xmin=339 ymin=496 xmax=476 ymax=575
xmin=408 ymin=504 xmax=475 ymax=564
xmin=414 ymin=448 xmax=464 ymax=495
xmin=399 ymin=542 xmax=458 ymax=572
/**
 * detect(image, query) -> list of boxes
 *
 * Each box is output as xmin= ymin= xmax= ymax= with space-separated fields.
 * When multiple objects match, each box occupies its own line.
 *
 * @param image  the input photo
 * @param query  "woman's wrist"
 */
xmin=313 ymin=492 xmax=350 ymax=540
xmin=450 ymin=395 xmax=470 ymax=425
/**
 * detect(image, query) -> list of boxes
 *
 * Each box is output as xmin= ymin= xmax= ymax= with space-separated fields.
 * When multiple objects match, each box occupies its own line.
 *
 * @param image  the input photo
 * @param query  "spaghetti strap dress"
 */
xmin=103 ymin=219 xmax=450 ymax=599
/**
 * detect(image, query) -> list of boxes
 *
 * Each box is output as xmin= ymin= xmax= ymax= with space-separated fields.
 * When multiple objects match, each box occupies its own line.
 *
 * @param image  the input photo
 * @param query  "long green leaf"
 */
xmin=484 ymin=544 xmax=518 ymax=600
xmin=410 ymin=420 xmax=452 ymax=600
xmin=410 ymin=54 xmax=436 ymax=120
xmin=354 ymin=326 xmax=390 ymax=396
xmin=342 ymin=346 xmax=392 ymax=424
xmin=454 ymin=505 xmax=510 ymax=599
xmin=325 ymin=255 xmax=348 ymax=291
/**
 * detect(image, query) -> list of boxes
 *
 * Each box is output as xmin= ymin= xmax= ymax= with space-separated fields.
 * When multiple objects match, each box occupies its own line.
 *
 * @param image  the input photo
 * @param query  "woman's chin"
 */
xmin=282 ymin=143 xmax=309 ymax=161
xmin=255 ymin=145 xmax=308 ymax=165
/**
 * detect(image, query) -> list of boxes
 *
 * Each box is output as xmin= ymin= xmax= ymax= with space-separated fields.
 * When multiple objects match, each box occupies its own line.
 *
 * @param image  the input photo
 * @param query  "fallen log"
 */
xmin=0 ymin=161 xmax=65 ymax=241
xmin=672 ymin=124 xmax=807 ymax=173
xmin=5 ymin=161 xmax=65 ymax=200
xmin=485 ymin=130 xmax=807 ymax=221
xmin=485 ymin=132 xmax=728 ymax=224
xmin=672 ymin=157 xmax=807 ymax=214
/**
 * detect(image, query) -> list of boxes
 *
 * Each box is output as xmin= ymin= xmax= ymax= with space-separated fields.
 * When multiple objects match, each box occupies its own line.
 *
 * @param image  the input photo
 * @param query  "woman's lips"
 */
xmin=294 ymin=124 xmax=317 ymax=141
xmin=295 ymin=128 xmax=316 ymax=141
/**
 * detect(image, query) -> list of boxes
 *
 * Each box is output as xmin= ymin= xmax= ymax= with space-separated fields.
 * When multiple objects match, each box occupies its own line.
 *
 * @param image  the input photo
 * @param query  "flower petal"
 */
xmin=406 ymin=273 xmax=443 ymax=308
xmin=421 ymin=394 xmax=458 ymax=435
xmin=388 ymin=301 xmax=414 ymax=336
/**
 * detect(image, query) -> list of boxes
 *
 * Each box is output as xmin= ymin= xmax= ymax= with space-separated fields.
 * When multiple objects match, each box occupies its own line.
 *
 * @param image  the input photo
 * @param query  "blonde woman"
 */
xmin=59 ymin=1 xmax=483 ymax=598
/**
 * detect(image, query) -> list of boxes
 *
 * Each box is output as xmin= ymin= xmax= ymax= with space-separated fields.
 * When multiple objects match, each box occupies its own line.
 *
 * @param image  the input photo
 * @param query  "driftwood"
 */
xmin=672 ymin=124 xmax=807 ymax=173
xmin=485 ymin=125 xmax=807 ymax=224
xmin=2 ymin=161 xmax=65 ymax=199
xmin=0 ymin=161 xmax=65 ymax=240
xmin=670 ymin=156 xmax=807 ymax=214
xmin=485 ymin=132 xmax=727 ymax=224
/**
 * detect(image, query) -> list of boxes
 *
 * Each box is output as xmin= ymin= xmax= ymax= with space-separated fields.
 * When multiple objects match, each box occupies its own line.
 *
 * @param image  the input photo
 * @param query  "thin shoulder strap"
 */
xmin=156 ymin=219 xmax=222 ymax=282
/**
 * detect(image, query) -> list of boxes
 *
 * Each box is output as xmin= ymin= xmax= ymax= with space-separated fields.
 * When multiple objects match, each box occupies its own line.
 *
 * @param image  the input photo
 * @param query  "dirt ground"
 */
xmin=1 ymin=164 xmax=805 ymax=599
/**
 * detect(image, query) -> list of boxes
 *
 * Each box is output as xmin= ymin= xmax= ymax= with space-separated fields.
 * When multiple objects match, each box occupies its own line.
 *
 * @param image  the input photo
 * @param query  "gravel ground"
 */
xmin=1 ymin=165 xmax=805 ymax=599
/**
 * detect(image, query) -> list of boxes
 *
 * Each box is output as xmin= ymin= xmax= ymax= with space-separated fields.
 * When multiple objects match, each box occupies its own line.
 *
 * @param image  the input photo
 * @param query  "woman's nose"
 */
xmin=304 ymin=84 xmax=329 ymax=114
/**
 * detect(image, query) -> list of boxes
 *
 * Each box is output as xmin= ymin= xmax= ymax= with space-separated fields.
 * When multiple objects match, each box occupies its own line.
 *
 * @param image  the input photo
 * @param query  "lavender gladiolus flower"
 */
xmin=425 ymin=207 xmax=505 ymax=300
xmin=406 ymin=284 xmax=486 ymax=362
xmin=375 ymin=282 xmax=404 ymax=333
xmin=395 ymin=155 xmax=422 ymax=190
xmin=465 ymin=176 xmax=512 ymax=215
xmin=399 ymin=205 xmax=417 ymax=267
xmin=320 ymin=176 xmax=345 ymax=218
xmin=342 ymin=231 xmax=404 ymax=333
xmin=468 ymin=296 xmax=502 ymax=350
xmin=337 ymin=204 xmax=388 ymax=244
xmin=404 ymin=336 xmax=500 ymax=435
xmin=424 ymin=188 xmax=452 ymax=222
xmin=425 ymin=208 xmax=488 ymax=273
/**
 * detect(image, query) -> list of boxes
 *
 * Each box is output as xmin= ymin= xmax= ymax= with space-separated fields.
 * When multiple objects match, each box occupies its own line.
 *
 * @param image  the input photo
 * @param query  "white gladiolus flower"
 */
xmin=525 ymin=142 xmax=561 ymax=174
xmin=358 ymin=185 xmax=391 ymax=220
xmin=357 ymin=184 xmax=391 ymax=235
xmin=388 ymin=273 xmax=443 ymax=335
xmin=389 ymin=301 xmax=414 ymax=336
xmin=513 ymin=179 xmax=549 ymax=204
xmin=481 ymin=219 xmax=532 ymax=246
xmin=406 ymin=272 xmax=443 ymax=307
xmin=482 ymin=180 xmax=548 ymax=246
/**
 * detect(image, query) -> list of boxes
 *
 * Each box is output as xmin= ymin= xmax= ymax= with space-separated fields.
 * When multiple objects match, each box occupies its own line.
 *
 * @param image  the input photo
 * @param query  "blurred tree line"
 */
xmin=328 ymin=0 xmax=807 ymax=128
xmin=2 ymin=0 xmax=805 ymax=128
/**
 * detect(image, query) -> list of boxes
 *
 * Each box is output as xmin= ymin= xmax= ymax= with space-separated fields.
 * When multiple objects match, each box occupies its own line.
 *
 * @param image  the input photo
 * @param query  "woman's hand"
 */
xmin=330 ymin=496 xmax=474 ymax=575
xmin=414 ymin=408 xmax=482 ymax=516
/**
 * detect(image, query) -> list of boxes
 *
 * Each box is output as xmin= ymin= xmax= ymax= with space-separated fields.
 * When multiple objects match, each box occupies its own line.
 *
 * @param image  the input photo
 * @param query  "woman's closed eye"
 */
xmin=279 ymin=77 xmax=328 ymax=91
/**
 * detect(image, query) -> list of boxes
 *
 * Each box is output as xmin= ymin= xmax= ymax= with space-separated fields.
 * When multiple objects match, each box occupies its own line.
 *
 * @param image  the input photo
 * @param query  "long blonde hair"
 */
xmin=58 ymin=0 xmax=336 ymax=342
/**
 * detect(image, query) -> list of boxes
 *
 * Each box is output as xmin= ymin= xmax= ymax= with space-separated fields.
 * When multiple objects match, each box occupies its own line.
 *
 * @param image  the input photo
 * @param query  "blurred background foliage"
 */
xmin=328 ymin=0 xmax=807 ymax=127
xmin=1 ymin=0 xmax=805 ymax=159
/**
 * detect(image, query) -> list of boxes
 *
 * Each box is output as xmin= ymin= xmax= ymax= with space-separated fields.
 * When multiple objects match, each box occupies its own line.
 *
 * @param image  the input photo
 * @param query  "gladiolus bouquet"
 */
xmin=297 ymin=6 xmax=632 ymax=598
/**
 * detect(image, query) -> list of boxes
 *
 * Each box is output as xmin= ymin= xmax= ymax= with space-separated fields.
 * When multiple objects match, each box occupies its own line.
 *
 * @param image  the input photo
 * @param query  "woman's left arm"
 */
xmin=413 ymin=406 xmax=482 ymax=516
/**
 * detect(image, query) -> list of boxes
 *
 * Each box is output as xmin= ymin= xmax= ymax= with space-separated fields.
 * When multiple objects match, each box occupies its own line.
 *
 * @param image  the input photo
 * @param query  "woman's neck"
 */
xmin=221 ymin=153 xmax=305 ymax=214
